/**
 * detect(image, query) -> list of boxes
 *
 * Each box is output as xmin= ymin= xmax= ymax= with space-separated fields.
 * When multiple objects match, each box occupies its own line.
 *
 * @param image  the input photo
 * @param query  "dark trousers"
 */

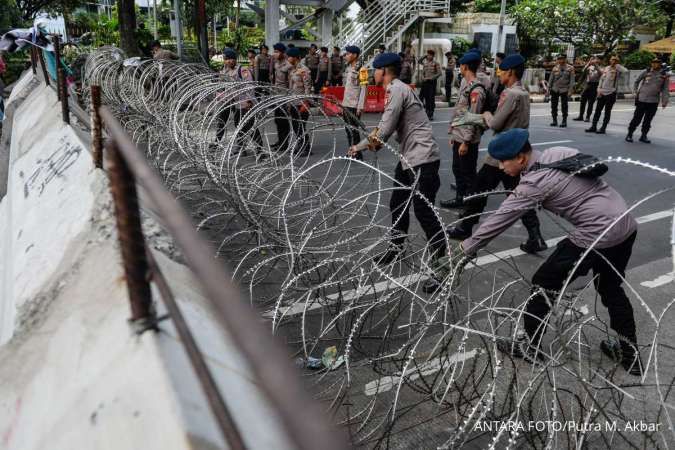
xmin=451 ymin=141 xmax=478 ymax=198
xmin=460 ymin=163 xmax=540 ymax=233
xmin=578 ymin=82 xmax=598 ymax=119
xmin=525 ymin=232 xmax=637 ymax=348
xmin=309 ymin=68 xmax=318 ymax=87
xmin=343 ymin=107 xmax=363 ymax=160
xmin=445 ymin=71 xmax=454 ymax=106
xmin=273 ymin=107 xmax=291 ymax=147
xmin=315 ymin=71 xmax=328 ymax=94
xmin=216 ymin=107 xmax=263 ymax=150
xmin=420 ymin=80 xmax=436 ymax=119
xmin=257 ymin=69 xmax=270 ymax=83
xmin=289 ymin=105 xmax=310 ymax=153
xmin=628 ymin=101 xmax=658 ymax=136
xmin=390 ymin=160 xmax=444 ymax=253
xmin=550 ymin=91 xmax=569 ymax=121
xmin=592 ymin=92 xmax=617 ymax=129
xmin=330 ymin=74 xmax=342 ymax=86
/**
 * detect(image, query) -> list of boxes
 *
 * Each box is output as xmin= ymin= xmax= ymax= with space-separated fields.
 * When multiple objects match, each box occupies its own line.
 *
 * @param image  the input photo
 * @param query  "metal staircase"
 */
xmin=333 ymin=0 xmax=450 ymax=67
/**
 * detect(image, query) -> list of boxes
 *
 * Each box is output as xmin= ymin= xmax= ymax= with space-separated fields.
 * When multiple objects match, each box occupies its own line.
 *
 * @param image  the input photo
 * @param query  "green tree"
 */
xmin=511 ymin=0 xmax=665 ymax=55
xmin=0 ymin=0 xmax=23 ymax=31
xmin=14 ymin=0 xmax=84 ymax=22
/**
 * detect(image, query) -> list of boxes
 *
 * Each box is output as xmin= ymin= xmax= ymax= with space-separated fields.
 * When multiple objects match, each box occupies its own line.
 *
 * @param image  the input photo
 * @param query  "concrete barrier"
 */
xmin=0 ymin=71 xmax=292 ymax=450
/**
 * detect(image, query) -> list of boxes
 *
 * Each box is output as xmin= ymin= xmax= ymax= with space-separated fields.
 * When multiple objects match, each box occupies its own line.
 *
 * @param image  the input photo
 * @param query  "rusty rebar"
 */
xmin=36 ymin=48 xmax=50 ymax=86
xmin=58 ymin=67 xmax=70 ymax=124
xmin=105 ymin=138 xmax=155 ymax=330
xmin=53 ymin=36 xmax=62 ymax=102
xmin=30 ymin=47 xmax=37 ymax=75
xmin=90 ymin=85 xmax=103 ymax=168
xmin=145 ymin=248 xmax=246 ymax=450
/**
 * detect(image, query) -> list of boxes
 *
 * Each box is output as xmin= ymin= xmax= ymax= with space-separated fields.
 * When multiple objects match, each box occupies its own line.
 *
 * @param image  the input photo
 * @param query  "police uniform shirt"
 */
xmin=304 ymin=51 xmax=319 ymax=70
xmin=597 ymin=64 xmax=628 ymax=95
xmin=355 ymin=79 xmax=440 ymax=169
xmin=584 ymin=63 xmax=602 ymax=83
xmin=450 ymin=78 xmax=485 ymax=144
xmin=549 ymin=63 xmax=575 ymax=93
xmin=289 ymin=63 xmax=312 ymax=96
xmin=342 ymin=64 xmax=367 ymax=110
xmin=422 ymin=59 xmax=441 ymax=81
xmin=274 ymin=59 xmax=293 ymax=88
xmin=483 ymin=80 xmax=530 ymax=167
xmin=634 ymin=68 xmax=670 ymax=105
xmin=255 ymin=53 xmax=271 ymax=80
xmin=318 ymin=54 xmax=330 ymax=72
xmin=330 ymin=54 xmax=344 ymax=76
xmin=221 ymin=64 xmax=255 ymax=105
xmin=400 ymin=60 xmax=413 ymax=81
xmin=462 ymin=147 xmax=637 ymax=255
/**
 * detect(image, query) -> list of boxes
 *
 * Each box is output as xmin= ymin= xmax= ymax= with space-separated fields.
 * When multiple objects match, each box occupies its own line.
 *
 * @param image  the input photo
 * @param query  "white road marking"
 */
xmin=266 ymin=209 xmax=673 ymax=318
xmin=530 ymin=108 xmax=635 ymax=117
xmin=363 ymin=349 xmax=478 ymax=396
xmin=641 ymin=273 xmax=675 ymax=288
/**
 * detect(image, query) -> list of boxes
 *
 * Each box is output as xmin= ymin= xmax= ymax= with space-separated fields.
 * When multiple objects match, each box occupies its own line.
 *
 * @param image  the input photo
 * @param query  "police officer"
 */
xmin=420 ymin=49 xmax=441 ymax=120
xmin=491 ymin=52 xmax=506 ymax=97
xmin=304 ymin=43 xmax=320 ymax=89
xmin=287 ymin=47 xmax=313 ymax=156
xmin=586 ymin=55 xmax=628 ymax=134
xmin=255 ymin=44 xmax=271 ymax=83
xmin=444 ymin=51 xmax=456 ymax=106
xmin=271 ymin=42 xmax=293 ymax=150
xmin=548 ymin=54 xmax=575 ymax=128
xmin=573 ymin=55 xmax=602 ymax=122
xmin=246 ymin=48 xmax=256 ymax=69
xmin=316 ymin=46 xmax=330 ymax=93
xmin=330 ymin=46 xmax=344 ymax=86
xmin=347 ymin=52 xmax=444 ymax=267
xmin=217 ymin=48 xmax=264 ymax=155
xmin=625 ymin=58 xmax=669 ymax=144
xmin=446 ymin=54 xmax=547 ymax=254
xmin=440 ymin=51 xmax=485 ymax=209
xmin=456 ymin=128 xmax=642 ymax=376
xmin=399 ymin=52 xmax=413 ymax=84
xmin=342 ymin=45 xmax=368 ymax=159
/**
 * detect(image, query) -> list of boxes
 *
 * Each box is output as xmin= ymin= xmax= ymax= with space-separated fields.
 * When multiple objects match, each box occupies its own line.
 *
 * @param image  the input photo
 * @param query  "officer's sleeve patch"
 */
xmin=470 ymin=91 xmax=480 ymax=103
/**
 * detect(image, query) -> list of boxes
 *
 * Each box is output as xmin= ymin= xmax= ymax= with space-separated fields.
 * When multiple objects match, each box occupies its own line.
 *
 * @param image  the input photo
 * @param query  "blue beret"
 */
xmin=222 ymin=48 xmax=237 ymax=59
xmin=287 ymin=47 xmax=301 ymax=57
xmin=345 ymin=45 xmax=361 ymax=55
xmin=372 ymin=52 xmax=401 ymax=69
xmin=499 ymin=54 xmax=525 ymax=70
xmin=488 ymin=128 xmax=530 ymax=161
xmin=468 ymin=48 xmax=481 ymax=56
xmin=459 ymin=52 xmax=481 ymax=65
xmin=273 ymin=42 xmax=286 ymax=52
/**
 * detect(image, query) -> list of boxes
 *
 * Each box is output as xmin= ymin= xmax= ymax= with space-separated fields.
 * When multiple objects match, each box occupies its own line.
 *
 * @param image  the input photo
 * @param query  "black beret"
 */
xmin=345 ymin=45 xmax=361 ymax=55
xmin=223 ymin=48 xmax=237 ymax=59
xmin=273 ymin=42 xmax=286 ymax=52
xmin=287 ymin=47 xmax=301 ymax=57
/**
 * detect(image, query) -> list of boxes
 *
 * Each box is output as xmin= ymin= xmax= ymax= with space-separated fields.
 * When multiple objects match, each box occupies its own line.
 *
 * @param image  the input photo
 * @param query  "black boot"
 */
xmin=376 ymin=244 xmax=404 ymax=266
xmin=596 ymin=125 xmax=607 ymax=134
xmin=584 ymin=116 xmax=591 ymax=122
xmin=600 ymin=339 xmax=643 ymax=376
xmin=520 ymin=228 xmax=548 ymax=254
xmin=585 ymin=124 xmax=597 ymax=133
xmin=639 ymin=134 xmax=651 ymax=143
xmin=572 ymin=115 xmax=584 ymax=121
xmin=440 ymin=196 xmax=464 ymax=209
xmin=559 ymin=118 xmax=567 ymax=128
xmin=446 ymin=224 xmax=472 ymax=240
xmin=625 ymin=131 xmax=634 ymax=142
xmin=550 ymin=118 xmax=558 ymax=127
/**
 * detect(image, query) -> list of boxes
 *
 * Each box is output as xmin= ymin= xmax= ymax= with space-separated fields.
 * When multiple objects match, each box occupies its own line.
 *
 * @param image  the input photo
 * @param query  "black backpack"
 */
xmin=531 ymin=153 xmax=608 ymax=178
xmin=467 ymin=83 xmax=499 ymax=114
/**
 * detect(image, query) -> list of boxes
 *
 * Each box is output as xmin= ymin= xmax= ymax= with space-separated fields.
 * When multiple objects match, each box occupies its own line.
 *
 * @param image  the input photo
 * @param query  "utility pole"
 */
xmin=153 ymin=0 xmax=158 ymax=39
xmin=173 ymin=0 xmax=183 ymax=59
xmin=495 ymin=0 xmax=506 ymax=57
xmin=197 ymin=0 xmax=208 ymax=62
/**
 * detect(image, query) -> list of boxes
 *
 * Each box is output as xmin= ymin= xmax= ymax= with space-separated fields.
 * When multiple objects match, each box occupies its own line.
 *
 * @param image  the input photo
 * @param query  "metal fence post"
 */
xmin=30 ymin=47 xmax=37 ymax=74
xmin=37 ymin=48 xmax=50 ymax=86
xmin=58 ymin=67 xmax=70 ymax=124
xmin=90 ymin=85 xmax=103 ymax=168
xmin=105 ymin=139 xmax=156 ymax=332
xmin=53 ymin=35 xmax=62 ymax=102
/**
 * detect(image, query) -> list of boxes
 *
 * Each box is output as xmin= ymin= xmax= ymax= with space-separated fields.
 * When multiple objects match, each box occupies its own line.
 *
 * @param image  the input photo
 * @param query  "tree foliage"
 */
xmin=511 ymin=0 xmax=666 ymax=54
xmin=0 ymin=0 xmax=23 ymax=31
xmin=14 ymin=0 xmax=85 ymax=22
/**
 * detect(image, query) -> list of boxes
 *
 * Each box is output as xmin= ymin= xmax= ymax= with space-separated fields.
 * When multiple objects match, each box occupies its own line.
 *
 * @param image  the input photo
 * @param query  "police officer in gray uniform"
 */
xmin=342 ymin=45 xmax=367 ymax=159
xmin=441 ymin=51 xmax=486 ymax=209
xmin=573 ymin=55 xmax=602 ymax=122
xmin=625 ymin=58 xmax=669 ymax=143
xmin=304 ymin=44 xmax=320 ymax=88
xmin=287 ymin=47 xmax=313 ymax=155
xmin=254 ymin=44 xmax=271 ymax=83
xmin=446 ymin=54 xmax=547 ymax=254
xmin=457 ymin=128 xmax=643 ymax=376
xmin=420 ymin=49 xmax=442 ymax=120
xmin=347 ymin=52 xmax=444 ymax=266
xmin=271 ymin=42 xmax=293 ymax=150
xmin=330 ymin=46 xmax=344 ymax=86
xmin=548 ymin=54 xmax=575 ymax=128
xmin=315 ymin=46 xmax=330 ymax=93
xmin=586 ymin=55 xmax=628 ymax=134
